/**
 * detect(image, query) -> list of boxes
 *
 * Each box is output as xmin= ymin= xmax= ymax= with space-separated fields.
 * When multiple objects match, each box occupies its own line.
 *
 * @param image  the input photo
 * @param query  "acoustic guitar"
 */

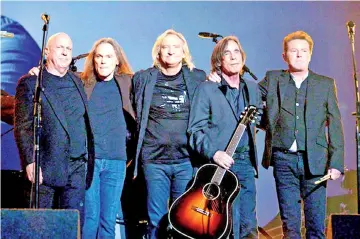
xmin=168 ymin=105 xmax=257 ymax=239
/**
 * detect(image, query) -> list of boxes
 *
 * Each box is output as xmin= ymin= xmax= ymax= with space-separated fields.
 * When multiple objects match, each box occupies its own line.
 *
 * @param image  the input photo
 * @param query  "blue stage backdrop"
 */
xmin=1 ymin=1 xmax=359 ymax=233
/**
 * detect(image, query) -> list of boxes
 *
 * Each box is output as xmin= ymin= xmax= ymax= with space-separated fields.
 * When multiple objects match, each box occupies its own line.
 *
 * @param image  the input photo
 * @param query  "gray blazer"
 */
xmin=259 ymin=70 xmax=344 ymax=175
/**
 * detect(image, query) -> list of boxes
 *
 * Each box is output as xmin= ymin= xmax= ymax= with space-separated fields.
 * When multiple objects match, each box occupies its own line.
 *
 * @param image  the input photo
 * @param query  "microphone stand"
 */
xmin=32 ymin=18 xmax=49 ymax=208
xmin=69 ymin=53 xmax=89 ymax=72
xmin=348 ymin=26 xmax=360 ymax=214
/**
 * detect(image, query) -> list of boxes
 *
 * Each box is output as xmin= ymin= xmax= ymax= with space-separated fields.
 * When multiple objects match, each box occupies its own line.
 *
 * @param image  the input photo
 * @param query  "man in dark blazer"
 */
xmin=259 ymin=31 xmax=344 ymax=239
xmin=188 ymin=36 xmax=262 ymax=239
xmin=131 ymin=29 xmax=206 ymax=239
xmin=14 ymin=32 xmax=94 ymax=229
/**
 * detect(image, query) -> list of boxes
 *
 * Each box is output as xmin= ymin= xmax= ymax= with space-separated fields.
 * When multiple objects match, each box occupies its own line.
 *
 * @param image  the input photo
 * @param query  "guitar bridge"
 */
xmin=191 ymin=206 xmax=210 ymax=217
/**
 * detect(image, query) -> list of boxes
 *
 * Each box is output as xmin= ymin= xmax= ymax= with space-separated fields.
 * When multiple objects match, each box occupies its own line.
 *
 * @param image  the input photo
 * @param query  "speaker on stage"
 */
xmin=327 ymin=214 xmax=360 ymax=239
xmin=1 ymin=209 xmax=80 ymax=238
xmin=1 ymin=170 xmax=28 ymax=208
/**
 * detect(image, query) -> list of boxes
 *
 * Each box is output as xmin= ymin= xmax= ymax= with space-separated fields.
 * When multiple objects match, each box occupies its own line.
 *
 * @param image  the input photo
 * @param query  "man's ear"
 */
xmin=282 ymin=52 xmax=287 ymax=64
xmin=44 ymin=47 xmax=49 ymax=58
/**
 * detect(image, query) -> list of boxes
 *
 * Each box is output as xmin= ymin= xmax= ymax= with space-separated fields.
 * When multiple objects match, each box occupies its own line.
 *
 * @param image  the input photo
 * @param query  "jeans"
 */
xmin=83 ymin=159 xmax=126 ymax=239
xmin=272 ymin=150 xmax=326 ymax=239
xmin=231 ymin=152 xmax=258 ymax=239
xmin=142 ymin=160 xmax=194 ymax=239
xmin=39 ymin=159 xmax=86 ymax=230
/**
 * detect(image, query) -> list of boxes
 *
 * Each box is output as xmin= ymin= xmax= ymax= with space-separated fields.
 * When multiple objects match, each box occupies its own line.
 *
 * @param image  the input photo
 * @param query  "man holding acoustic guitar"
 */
xmin=185 ymin=36 xmax=263 ymax=239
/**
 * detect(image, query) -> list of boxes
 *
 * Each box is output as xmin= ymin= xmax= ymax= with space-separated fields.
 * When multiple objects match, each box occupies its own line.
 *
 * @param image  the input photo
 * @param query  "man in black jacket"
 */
xmin=259 ymin=31 xmax=344 ymax=239
xmin=188 ymin=36 xmax=262 ymax=239
xmin=14 ymin=32 xmax=94 ymax=229
xmin=131 ymin=29 xmax=206 ymax=239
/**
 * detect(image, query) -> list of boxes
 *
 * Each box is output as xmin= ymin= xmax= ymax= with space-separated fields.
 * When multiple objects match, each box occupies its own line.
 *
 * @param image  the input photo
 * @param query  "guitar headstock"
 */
xmin=239 ymin=105 xmax=257 ymax=125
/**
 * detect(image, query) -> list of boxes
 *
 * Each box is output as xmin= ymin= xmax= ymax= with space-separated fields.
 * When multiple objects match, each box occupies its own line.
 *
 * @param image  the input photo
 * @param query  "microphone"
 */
xmin=346 ymin=21 xmax=355 ymax=37
xmin=242 ymin=65 xmax=250 ymax=74
xmin=346 ymin=21 xmax=356 ymax=40
xmin=198 ymin=32 xmax=223 ymax=39
xmin=242 ymin=64 xmax=258 ymax=81
xmin=69 ymin=53 xmax=89 ymax=72
xmin=41 ymin=13 xmax=50 ymax=24
xmin=314 ymin=174 xmax=331 ymax=185
xmin=0 ymin=31 xmax=14 ymax=38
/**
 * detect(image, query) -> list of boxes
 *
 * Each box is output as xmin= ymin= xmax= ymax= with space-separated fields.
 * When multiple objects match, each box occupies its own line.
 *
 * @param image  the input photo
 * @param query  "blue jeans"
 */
xmin=231 ymin=152 xmax=258 ymax=239
xmin=272 ymin=150 xmax=326 ymax=239
xmin=83 ymin=159 xmax=126 ymax=239
xmin=142 ymin=160 xmax=194 ymax=239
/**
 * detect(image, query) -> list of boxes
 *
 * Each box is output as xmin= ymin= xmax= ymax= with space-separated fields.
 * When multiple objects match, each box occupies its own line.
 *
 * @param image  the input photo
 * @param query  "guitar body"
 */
xmin=169 ymin=164 xmax=240 ymax=239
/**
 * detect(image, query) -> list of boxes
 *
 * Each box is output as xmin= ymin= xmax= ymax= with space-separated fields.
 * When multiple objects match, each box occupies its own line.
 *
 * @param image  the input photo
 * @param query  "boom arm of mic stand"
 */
xmin=247 ymin=70 xmax=259 ymax=81
xmin=243 ymin=65 xmax=259 ymax=81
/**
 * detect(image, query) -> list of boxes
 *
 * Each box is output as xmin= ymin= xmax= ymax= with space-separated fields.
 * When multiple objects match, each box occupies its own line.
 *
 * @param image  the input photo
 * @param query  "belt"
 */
xmin=234 ymin=146 xmax=250 ymax=154
xmin=272 ymin=147 xmax=305 ymax=155
xmin=70 ymin=154 xmax=86 ymax=161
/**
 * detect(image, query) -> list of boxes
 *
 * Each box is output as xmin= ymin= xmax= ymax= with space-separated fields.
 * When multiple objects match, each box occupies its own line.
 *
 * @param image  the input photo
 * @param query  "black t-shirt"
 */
xmin=88 ymin=78 xmax=127 ymax=160
xmin=49 ymin=70 xmax=87 ymax=158
xmin=142 ymin=70 xmax=190 ymax=163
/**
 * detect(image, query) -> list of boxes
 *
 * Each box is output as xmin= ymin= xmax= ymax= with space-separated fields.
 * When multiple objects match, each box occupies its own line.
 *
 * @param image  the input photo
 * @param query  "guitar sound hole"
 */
xmin=202 ymin=183 xmax=220 ymax=200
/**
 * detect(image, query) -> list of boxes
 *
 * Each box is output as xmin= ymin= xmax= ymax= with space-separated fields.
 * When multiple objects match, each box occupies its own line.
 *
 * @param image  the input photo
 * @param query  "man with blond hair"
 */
xmin=259 ymin=30 xmax=344 ymax=239
xmin=131 ymin=29 xmax=206 ymax=238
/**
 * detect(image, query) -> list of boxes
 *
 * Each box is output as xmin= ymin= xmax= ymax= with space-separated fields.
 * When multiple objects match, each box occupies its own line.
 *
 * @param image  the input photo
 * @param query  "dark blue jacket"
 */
xmin=187 ymin=77 xmax=262 ymax=176
xmin=14 ymin=71 xmax=95 ymax=188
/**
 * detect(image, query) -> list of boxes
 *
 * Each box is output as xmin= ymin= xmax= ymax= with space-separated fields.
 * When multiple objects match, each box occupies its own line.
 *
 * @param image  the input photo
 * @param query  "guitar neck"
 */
xmin=212 ymin=123 xmax=246 ymax=185
xmin=225 ymin=123 xmax=246 ymax=157
xmin=212 ymin=106 xmax=256 ymax=185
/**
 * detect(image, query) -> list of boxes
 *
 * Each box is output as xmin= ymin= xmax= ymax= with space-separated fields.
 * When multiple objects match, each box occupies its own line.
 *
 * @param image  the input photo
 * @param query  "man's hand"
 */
xmin=26 ymin=162 xmax=43 ymax=184
xmin=28 ymin=67 xmax=40 ymax=76
xmin=207 ymin=72 xmax=221 ymax=83
xmin=328 ymin=168 xmax=342 ymax=180
xmin=213 ymin=151 xmax=234 ymax=170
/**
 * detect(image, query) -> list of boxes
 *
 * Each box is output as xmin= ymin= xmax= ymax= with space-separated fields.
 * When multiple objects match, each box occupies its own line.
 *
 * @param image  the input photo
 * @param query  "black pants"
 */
xmin=38 ymin=159 xmax=86 ymax=230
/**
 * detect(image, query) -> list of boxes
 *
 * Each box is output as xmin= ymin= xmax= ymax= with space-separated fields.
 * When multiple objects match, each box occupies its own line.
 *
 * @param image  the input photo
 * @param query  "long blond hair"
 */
xmin=81 ymin=38 xmax=133 ymax=86
xmin=151 ymin=29 xmax=195 ymax=71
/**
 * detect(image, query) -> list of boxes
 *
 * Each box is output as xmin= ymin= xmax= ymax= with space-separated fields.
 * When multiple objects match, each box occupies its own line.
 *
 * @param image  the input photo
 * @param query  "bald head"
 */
xmin=46 ymin=32 xmax=71 ymax=48
xmin=45 ymin=32 xmax=73 ymax=77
